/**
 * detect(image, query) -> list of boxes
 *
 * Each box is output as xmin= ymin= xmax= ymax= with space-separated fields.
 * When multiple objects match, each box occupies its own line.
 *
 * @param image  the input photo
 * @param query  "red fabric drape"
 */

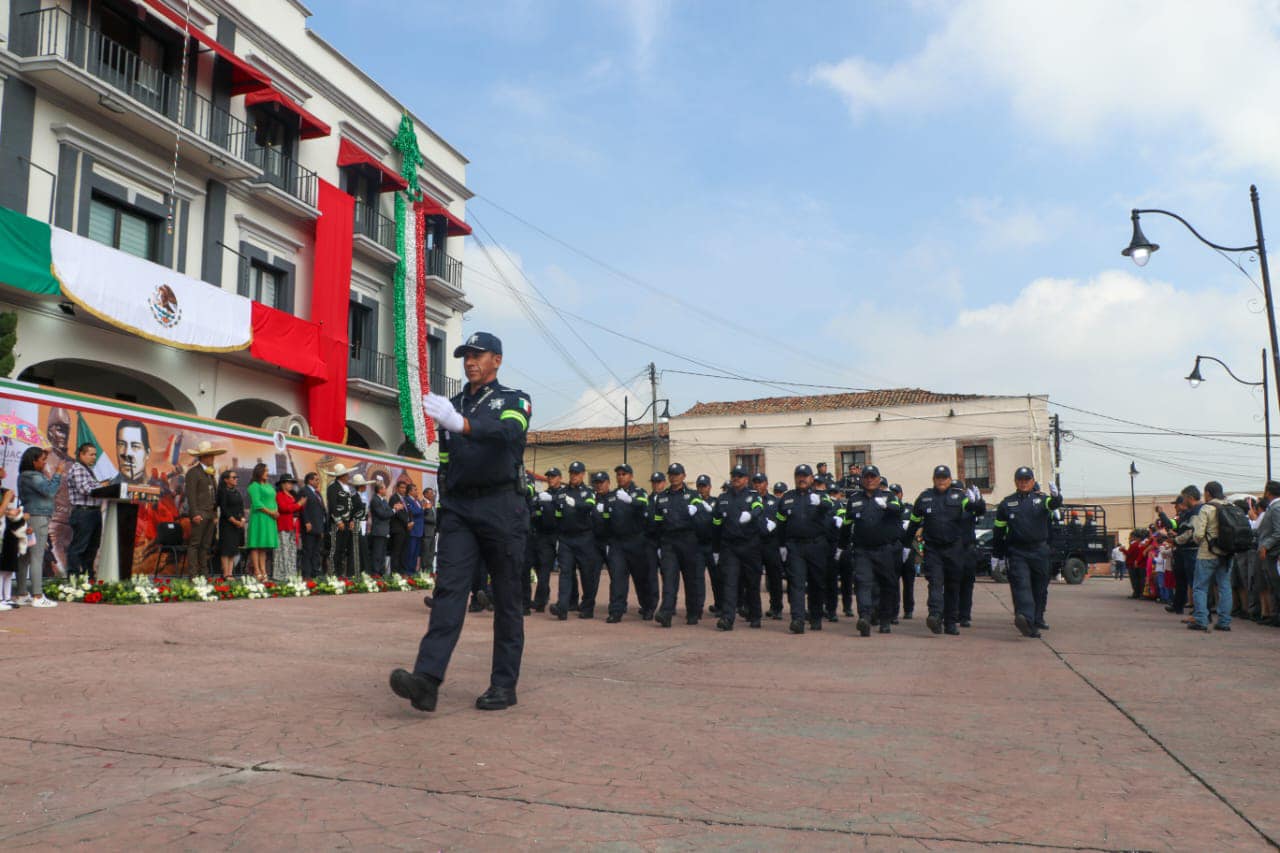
xmin=306 ymin=180 xmax=355 ymax=442
xmin=250 ymin=302 xmax=325 ymax=378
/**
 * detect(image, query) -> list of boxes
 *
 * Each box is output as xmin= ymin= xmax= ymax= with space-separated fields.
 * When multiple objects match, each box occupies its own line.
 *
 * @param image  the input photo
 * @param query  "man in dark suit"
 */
xmin=299 ymin=471 xmax=327 ymax=579
xmin=421 ymin=487 xmax=438 ymax=573
xmin=369 ymin=480 xmax=394 ymax=574
xmin=327 ymin=465 xmax=355 ymax=576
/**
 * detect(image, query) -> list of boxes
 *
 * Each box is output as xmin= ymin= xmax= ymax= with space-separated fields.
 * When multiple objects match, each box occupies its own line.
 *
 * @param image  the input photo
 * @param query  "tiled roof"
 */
xmin=677 ymin=389 xmax=992 ymax=418
xmin=528 ymin=422 xmax=670 ymax=446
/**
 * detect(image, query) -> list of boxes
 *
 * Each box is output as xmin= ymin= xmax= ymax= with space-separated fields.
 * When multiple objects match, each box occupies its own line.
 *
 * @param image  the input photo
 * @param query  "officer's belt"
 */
xmin=447 ymin=481 xmax=518 ymax=500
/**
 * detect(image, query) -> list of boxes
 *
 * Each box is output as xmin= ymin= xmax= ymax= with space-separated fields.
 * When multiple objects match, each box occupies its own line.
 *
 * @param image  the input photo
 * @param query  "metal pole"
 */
xmin=1265 ymin=348 xmax=1272 ymax=483
xmin=623 ymin=395 xmax=629 ymax=467
xmin=649 ymin=362 xmax=659 ymax=474
xmin=1130 ymin=468 xmax=1137 ymax=531
xmin=1249 ymin=186 xmax=1280 ymax=440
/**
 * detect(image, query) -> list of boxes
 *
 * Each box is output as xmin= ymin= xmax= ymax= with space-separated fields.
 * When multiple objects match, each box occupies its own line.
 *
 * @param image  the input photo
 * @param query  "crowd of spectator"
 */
xmin=1117 ymin=480 xmax=1280 ymax=630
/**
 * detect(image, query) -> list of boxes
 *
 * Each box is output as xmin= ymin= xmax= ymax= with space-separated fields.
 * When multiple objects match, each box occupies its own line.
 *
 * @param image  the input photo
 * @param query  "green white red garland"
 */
xmin=390 ymin=115 xmax=433 ymax=450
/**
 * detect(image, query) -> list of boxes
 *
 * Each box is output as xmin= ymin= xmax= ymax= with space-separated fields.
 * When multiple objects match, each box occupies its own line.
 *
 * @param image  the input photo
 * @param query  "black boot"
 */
xmin=389 ymin=669 xmax=440 ymax=712
xmin=789 ymin=619 xmax=805 ymax=634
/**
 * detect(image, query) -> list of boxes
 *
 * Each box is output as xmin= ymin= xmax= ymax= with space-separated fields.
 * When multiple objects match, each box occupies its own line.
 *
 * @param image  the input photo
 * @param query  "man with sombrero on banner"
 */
xmin=184 ymin=440 xmax=225 ymax=578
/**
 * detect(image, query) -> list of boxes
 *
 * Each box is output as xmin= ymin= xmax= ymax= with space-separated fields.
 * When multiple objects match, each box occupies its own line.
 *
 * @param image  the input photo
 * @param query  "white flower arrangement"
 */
xmin=283 ymin=577 xmax=310 ymax=597
xmin=54 ymin=573 xmax=92 ymax=602
xmin=383 ymin=572 xmax=411 ymax=592
xmin=412 ymin=571 xmax=436 ymax=591
xmin=189 ymin=576 xmax=220 ymax=602
xmin=321 ymin=574 xmax=346 ymax=595
xmin=129 ymin=576 xmax=163 ymax=604
xmin=240 ymin=577 xmax=269 ymax=600
xmin=357 ymin=571 xmax=380 ymax=593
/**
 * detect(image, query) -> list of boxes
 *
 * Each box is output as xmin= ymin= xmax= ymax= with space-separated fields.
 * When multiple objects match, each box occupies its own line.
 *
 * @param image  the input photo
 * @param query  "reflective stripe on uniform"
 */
xmin=910 ymin=514 xmax=923 ymax=523
xmin=500 ymin=409 xmax=529 ymax=431
xmin=993 ymin=519 xmax=1009 ymax=528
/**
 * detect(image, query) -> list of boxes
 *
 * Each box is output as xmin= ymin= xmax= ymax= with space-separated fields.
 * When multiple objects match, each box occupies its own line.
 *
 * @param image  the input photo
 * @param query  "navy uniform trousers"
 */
xmin=719 ymin=540 xmax=763 ymax=625
xmin=958 ymin=544 xmax=978 ymax=622
xmin=557 ymin=532 xmax=600 ymax=614
xmin=531 ymin=532 xmax=557 ymax=610
xmin=659 ymin=531 xmax=704 ymax=619
xmin=785 ymin=537 xmax=827 ymax=624
xmin=414 ymin=491 xmax=526 ymax=689
xmin=853 ymin=543 xmax=899 ymax=625
xmin=760 ymin=541 xmax=785 ymax=614
xmin=924 ymin=540 xmax=966 ymax=626
xmin=606 ymin=535 xmax=654 ymax=617
xmin=1006 ymin=543 xmax=1051 ymax=625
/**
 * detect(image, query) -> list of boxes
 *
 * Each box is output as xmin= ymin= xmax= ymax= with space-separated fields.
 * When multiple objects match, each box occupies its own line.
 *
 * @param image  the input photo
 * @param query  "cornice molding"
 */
xmin=338 ymin=121 xmax=389 ymax=160
xmin=51 ymin=122 xmax=201 ymax=200
xmin=234 ymin=213 xmax=304 ymax=257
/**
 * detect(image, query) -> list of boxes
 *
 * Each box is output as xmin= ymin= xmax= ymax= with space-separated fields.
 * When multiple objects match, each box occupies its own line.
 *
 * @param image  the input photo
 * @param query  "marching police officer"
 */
xmin=890 ymin=483 xmax=914 ymax=623
xmin=991 ymin=467 xmax=1063 ymax=638
xmin=711 ymin=465 xmax=765 ymax=630
xmin=839 ymin=462 xmax=862 ymax=493
xmin=646 ymin=471 xmax=666 ymax=614
xmin=815 ymin=462 xmax=836 ymax=490
xmin=774 ymin=464 xmax=834 ymax=634
xmin=954 ymin=478 xmax=983 ymax=627
xmin=602 ymin=463 xmax=653 ymax=622
xmin=845 ymin=465 xmax=904 ymax=636
xmin=693 ymin=474 xmax=722 ymax=616
xmin=824 ymin=485 xmax=851 ymax=621
xmin=551 ymin=461 xmax=600 ymax=620
xmin=753 ymin=475 xmax=785 ymax=618
xmin=650 ymin=462 xmax=707 ymax=627
xmin=391 ymin=331 xmax=531 ymax=713
xmin=529 ymin=468 xmax=562 ymax=612
xmin=905 ymin=465 xmax=984 ymax=636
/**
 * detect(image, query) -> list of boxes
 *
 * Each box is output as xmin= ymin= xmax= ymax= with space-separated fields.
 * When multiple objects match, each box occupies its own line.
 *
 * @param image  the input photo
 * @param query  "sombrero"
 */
xmin=185 ymin=440 xmax=227 ymax=458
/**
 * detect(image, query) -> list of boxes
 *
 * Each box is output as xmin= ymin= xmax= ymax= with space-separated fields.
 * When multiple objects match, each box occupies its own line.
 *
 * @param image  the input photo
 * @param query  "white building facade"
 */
xmin=670 ymin=390 xmax=1055 ymax=499
xmin=0 ymin=0 xmax=469 ymax=455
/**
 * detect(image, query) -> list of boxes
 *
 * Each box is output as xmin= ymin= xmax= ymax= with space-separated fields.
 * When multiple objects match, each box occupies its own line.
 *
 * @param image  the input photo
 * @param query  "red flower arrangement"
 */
xmin=84 ymin=591 xmax=103 ymax=604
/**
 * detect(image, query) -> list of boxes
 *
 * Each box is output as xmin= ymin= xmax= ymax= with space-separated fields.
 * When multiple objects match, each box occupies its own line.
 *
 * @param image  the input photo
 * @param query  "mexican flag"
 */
xmin=74 ymin=411 xmax=119 ymax=481
xmin=0 ymin=206 xmax=251 ymax=351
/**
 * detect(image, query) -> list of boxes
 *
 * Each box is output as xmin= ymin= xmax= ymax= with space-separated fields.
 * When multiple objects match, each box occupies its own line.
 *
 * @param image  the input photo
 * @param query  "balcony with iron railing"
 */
xmin=347 ymin=346 xmax=462 ymax=399
xmin=353 ymin=199 xmax=397 ymax=258
xmin=15 ymin=7 xmax=252 ymax=171
xmin=246 ymin=144 xmax=318 ymax=210
xmin=425 ymin=247 xmax=463 ymax=289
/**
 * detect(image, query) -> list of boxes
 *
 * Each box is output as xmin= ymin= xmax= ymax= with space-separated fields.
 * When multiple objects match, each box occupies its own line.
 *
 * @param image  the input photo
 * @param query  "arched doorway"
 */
xmin=345 ymin=420 xmax=385 ymax=451
xmin=217 ymin=398 xmax=289 ymax=428
xmin=18 ymin=359 xmax=197 ymax=413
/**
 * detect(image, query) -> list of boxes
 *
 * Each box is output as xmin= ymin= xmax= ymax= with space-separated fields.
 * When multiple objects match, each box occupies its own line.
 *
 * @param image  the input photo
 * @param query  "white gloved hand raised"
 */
xmin=712 ymin=552 xmax=720 ymax=565
xmin=738 ymin=510 xmax=752 ymax=524
xmin=1049 ymin=482 xmax=1060 ymax=499
xmin=809 ymin=493 xmax=820 ymax=506
xmin=967 ymin=486 xmax=980 ymax=503
xmin=615 ymin=489 xmax=633 ymax=504
xmin=422 ymin=393 xmax=464 ymax=433
xmin=538 ymin=491 xmax=553 ymax=503
xmin=596 ymin=503 xmax=606 ymax=514
xmin=835 ymin=548 xmax=844 ymax=560
xmin=991 ymin=557 xmax=1005 ymax=572
xmin=563 ymin=495 xmax=575 ymax=508
xmin=902 ymin=547 xmax=911 ymax=562
xmin=687 ymin=504 xmax=699 ymax=517
xmin=766 ymin=519 xmax=777 ymax=533
xmin=833 ymin=516 xmax=844 ymax=529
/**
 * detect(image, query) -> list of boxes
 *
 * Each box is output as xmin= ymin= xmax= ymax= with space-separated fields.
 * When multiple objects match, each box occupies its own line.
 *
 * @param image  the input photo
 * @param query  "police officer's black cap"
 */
xmin=861 ymin=464 xmax=880 ymax=478
xmin=751 ymin=472 xmax=768 ymax=484
xmin=650 ymin=471 xmax=666 ymax=482
xmin=890 ymin=483 xmax=903 ymax=494
xmin=591 ymin=471 xmax=609 ymax=483
xmin=730 ymin=464 xmax=750 ymax=478
xmin=667 ymin=462 xmax=685 ymax=475
xmin=794 ymin=463 xmax=813 ymax=476
xmin=773 ymin=481 xmax=787 ymax=493
xmin=568 ymin=461 xmax=586 ymax=473
xmin=933 ymin=465 xmax=952 ymax=479
xmin=695 ymin=474 xmax=711 ymax=486
xmin=954 ymin=479 xmax=966 ymax=489
xmin=614 ymin=463 xmax=633 ymax=474
xmin=1015 ymin=466 xmax=1034 ymax=480
xmin=453 ymin=330 xmax=502 ymax=358
xmin=544 ymin=467 xmax=562 ymax=478
xmin=816 ymin=461 xmax=828 ymax=469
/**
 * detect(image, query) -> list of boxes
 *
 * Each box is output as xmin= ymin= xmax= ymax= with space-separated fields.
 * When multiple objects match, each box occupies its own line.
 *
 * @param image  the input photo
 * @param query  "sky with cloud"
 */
xmin=309 ymin=0 xmax=1278 ymax=495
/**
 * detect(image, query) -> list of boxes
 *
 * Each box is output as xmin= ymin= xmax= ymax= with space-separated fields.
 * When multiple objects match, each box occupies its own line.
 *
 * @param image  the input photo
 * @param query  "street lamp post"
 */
xmin=1129 ymin=461 xmax=1139 ymax=532
xmin=1185 ymin=349 xmax=1271 ymax=481
xmin=622 ymin=396 xmax=670 ymax=468
xmin=1123 ymin=185 xmax=1280 ymax=436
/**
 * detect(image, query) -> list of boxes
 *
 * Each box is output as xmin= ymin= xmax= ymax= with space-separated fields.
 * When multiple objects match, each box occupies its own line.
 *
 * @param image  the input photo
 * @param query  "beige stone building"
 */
xmin=668 ymin=389 xmax=1054 ymax=499
xmin=526 ymin=423 xmax=670 ymax=483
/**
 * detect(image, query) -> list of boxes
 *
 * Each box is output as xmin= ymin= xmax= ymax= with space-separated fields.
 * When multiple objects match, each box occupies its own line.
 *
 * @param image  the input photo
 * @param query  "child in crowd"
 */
xmin=0 ymin=473 xmax=31 ymax=610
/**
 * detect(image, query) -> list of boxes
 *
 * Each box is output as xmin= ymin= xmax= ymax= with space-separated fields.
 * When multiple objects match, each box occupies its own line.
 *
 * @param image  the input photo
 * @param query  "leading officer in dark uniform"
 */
xmin=904 ymin=465 xmax=984 ymax=636
xmin=991 ymin=466 xmax=1063 ymax=639
xmin=390 ymin=332 xmax=531 ymax=712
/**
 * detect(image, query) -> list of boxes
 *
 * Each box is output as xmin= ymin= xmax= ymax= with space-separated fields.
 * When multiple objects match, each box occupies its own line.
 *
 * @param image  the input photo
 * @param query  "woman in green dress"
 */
xmin=246 ymin=463 xmax=279 ymax=582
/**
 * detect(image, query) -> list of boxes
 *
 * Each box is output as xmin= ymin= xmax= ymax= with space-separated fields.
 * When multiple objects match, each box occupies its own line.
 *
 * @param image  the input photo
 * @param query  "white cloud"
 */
xmin=961 ymin=197 xmax=1064 ymax=251
xmin=826 ymin=268 xmax=1269 ymax=495
xmin=808 ymin=0 xmax=1280 ymax=173
xmin=618 ymin=0 xmax=672 ymax=72
xmin=545 ymin=376 xmax=652 ymax=429
xmin=461 ymin=242 xmax=535 ymax=324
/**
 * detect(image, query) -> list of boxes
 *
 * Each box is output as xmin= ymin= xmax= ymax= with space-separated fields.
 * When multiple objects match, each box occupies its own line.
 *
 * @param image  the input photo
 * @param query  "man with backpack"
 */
xmin=1183 ymin=481 xmax=1249 ymax=632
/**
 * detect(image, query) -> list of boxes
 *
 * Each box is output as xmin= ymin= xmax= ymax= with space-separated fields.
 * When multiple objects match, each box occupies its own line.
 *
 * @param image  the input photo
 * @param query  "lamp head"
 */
xmin=1186 ymin=358 xmax=1204 ymax=388
xmin=1122 ymin=211 xmax=1158 ymax=267
xmin=1129 ymin=461 xmax=1139 ymax=477
xmin=658 ymin=400 xmax=671 ymax=420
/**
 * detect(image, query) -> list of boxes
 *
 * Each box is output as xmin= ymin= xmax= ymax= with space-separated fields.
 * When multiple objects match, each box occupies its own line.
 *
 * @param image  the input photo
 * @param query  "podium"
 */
xmin=89 ymin=482 xmax=161 ymax=581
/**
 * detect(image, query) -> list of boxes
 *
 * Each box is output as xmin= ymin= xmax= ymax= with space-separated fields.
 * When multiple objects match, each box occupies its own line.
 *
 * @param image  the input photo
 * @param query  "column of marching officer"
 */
xmin=518 ymin=459 xmax=1062 ymax=639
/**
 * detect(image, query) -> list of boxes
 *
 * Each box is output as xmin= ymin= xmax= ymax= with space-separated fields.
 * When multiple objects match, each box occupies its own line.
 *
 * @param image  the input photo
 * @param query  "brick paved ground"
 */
xmin=1 ymin=577 xmax=1278 ymax=851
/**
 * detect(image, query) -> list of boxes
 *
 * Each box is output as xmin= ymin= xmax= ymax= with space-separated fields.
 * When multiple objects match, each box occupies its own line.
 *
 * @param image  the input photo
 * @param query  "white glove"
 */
xmin=596 ymin=503 xmax=605 ymax=514
xmin=765 ymin=519 xmax=777 ymax=533
xmin=712 ymin=552 xmax=720 ymax=565
xmin=874 ymin=496 xmax=887 ymax=508
xmin=563 ymin=495 xmax=575 ymax=508
xmin=779 ymin=546 xmax=788 ymax=561
xmin=991 ymin=557 xmax=1005 ymax=572
xmin=966 ymin=486 xmax=980 ymax=502
xmin=538 ymin=491 xmax=553 ymax=503
xmin=902 ymin=547 xmax=911 ymax=562
xmin=833 ymin=517 xmax=844 ymax=529
xmin=809 ymin=493 xmax=820 ymax=506
xmin=738 ymin=510 xmax=752 ymax=524
xmin=422 ymin=393 xmax=464 ymax=433
xmin=616 ymin=489 xmax=632 ymax=504
xmin=688 ymin=504 xmax=698 ymax=517
xmin=835 ymin=548 xmax=844 ymax=560
xmin=1049 ymin=482 xmax=1060 ymax=499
